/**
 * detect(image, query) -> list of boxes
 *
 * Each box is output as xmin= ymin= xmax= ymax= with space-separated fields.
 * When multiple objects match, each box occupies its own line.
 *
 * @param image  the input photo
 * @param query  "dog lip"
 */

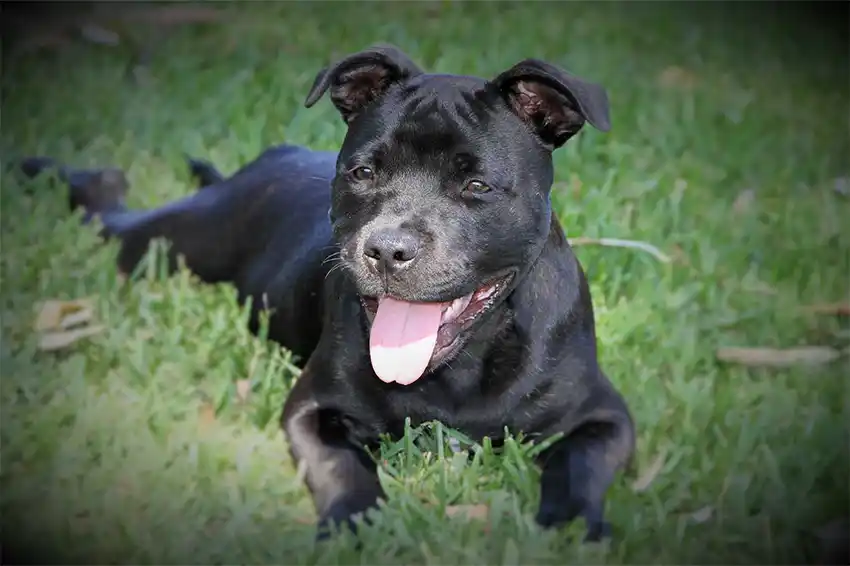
xmin=358 ymin=272 xmax=514 ymax=317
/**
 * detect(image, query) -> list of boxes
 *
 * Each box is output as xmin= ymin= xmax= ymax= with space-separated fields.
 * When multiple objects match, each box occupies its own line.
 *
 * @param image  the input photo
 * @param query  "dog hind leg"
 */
xmin=20 ymin=156 xmax=244 ymax=284
xmin=19 ymin=156 xmax=129 ymax=220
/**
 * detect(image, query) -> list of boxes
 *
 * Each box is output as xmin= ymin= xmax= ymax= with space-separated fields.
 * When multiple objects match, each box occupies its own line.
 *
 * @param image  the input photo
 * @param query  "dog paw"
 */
xmin=315 ymin=493 xmax=379 ymax=542
xmin=17 ymin=157 xmax=128 ymax=215
xmin=535 ymin=505 xmax=570 ymax=530
xmin=315 ymin=516 xmax=358 ymax=542
xmin=535 ymin=501 xmax=611 ymax=542
xmin=68 ymin=168 xmax=129 ymax=214
xmin=583 ymin=519 xmax=612 ymax=542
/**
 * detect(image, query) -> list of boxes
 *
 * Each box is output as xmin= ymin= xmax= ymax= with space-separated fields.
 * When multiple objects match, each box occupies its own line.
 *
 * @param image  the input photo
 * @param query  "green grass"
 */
xmin=1 ymin=2 xmax=848 ymax=564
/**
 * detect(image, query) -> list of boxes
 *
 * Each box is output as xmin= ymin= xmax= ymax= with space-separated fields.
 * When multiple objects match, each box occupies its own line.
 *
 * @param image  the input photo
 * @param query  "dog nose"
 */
xmin=363 ymin=227 xmax=420 ymax=272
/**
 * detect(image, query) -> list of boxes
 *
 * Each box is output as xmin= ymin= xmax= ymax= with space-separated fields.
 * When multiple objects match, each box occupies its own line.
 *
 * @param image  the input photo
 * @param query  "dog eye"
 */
xmin=466 ymin=180 xmax=491 ymax=194
xmin=351 ymin=166 xmax=374 ymax=181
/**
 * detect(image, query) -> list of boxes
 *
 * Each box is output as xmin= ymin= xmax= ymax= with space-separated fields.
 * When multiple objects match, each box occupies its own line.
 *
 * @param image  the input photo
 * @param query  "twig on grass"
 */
xmin=799 ymin=302 xmax=850 ymax=317
xmin=716 ymin=346 xmax=842 ymax=367
xmin=568 ymin=236 xmax=672 ymax=264
xmin=631 ymin=449 xmax=667 ymax=493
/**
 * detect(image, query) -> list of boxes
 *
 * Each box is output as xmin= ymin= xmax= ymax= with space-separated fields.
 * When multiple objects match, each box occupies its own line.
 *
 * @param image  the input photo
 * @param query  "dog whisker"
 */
xmin=324 ymin=260 xmax=347 ymax=280
xmin=62 ymin=45 xmax=636 ymax=544
xmin=321 ymin=252 xmax=342 ymax=266
xmin=306 ymin=174 xmax=333 ymax=183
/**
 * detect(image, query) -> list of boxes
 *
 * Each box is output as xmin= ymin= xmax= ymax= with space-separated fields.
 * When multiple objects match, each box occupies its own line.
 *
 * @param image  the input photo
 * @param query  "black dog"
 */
xmin=22 ymin=45 xmax=635 ymax=542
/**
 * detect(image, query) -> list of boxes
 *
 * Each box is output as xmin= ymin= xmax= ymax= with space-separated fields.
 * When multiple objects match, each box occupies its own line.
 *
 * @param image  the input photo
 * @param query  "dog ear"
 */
xmin=492 ymin=59 xmax=611 ymax=149
xmin=304 ymin=44 xmax=424 ymax=123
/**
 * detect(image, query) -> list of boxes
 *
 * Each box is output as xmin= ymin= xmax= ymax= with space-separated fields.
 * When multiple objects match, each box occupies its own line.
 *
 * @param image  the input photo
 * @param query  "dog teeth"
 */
xmin=442 ymin=293 xmax=473 ymax=323
xmin=474 ymin=285 xmax=496 ymax=301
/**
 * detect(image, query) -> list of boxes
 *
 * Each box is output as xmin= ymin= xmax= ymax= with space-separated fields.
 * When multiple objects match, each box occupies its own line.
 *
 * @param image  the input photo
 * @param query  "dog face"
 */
xmin=305 ymin=45 xmax=611 ymax=380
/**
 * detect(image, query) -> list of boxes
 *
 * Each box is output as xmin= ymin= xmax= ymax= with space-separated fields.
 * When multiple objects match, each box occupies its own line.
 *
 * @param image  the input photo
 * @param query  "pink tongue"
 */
xmin=369 ymin=296 xmax=444 ymax=385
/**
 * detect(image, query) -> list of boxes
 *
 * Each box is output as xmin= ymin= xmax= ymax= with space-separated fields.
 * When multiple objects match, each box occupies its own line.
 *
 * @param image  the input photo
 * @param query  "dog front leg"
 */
xmin=281 ymin=376 xmax=384 ymax=539
xmin=535 ymin=407 xmax=635 ymax=541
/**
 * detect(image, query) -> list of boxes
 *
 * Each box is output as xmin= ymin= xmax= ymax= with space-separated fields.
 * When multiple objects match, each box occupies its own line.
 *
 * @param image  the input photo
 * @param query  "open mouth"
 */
xmin=360 ymin=272 xmax=514 ymax=386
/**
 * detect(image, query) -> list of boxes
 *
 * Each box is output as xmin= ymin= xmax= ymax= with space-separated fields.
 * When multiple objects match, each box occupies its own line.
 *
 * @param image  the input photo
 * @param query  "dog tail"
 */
xmin=184 ymin=153 xmax=224 ymax=189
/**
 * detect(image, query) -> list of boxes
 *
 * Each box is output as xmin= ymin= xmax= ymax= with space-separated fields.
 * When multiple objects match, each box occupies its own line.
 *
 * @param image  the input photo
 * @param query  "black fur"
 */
xmin=21 ymin=45 xmax=635 ymax=543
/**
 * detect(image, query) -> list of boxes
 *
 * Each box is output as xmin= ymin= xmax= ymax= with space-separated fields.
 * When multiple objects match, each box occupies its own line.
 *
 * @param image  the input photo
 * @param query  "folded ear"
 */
xmin=304 ymin=44 xmax=424 ymax=123
xmin=492 ymin=59 xmax=611 ymax=149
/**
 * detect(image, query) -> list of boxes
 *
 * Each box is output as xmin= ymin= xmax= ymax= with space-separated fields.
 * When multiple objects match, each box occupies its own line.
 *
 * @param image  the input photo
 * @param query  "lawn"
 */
xmin=1 ymin=2 xmax=848 ymax=564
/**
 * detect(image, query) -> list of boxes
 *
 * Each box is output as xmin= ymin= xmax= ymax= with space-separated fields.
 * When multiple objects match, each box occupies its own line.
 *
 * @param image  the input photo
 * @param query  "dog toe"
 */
xmin=583 ymin=519 xmax=612 ymax=542
xmin=314 ymin=495 xmax=378 ymax=543
xmin=535 ymin=502 xmax=612 ymax=542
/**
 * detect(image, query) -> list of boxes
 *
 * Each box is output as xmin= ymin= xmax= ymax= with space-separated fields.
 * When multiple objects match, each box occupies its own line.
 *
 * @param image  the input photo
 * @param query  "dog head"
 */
xmin=305 ymin=44 xmax=611 ymax=384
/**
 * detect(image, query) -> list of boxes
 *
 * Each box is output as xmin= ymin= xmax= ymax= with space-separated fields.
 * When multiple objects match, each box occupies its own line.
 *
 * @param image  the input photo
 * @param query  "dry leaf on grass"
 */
xmin=59 ymin=307 xmax=94 ymax=329
xmin=38 ymin=325 xmax=106 ymax=352
xmin=669 ymin=244 xmax=692 ymax=266
xmin=688 ymin=506 xmax=713 ymax=524
xmin=34 ymin=301 xmax=65 ymax=332
xmin=445 ymin=504 xmax=489 ymax=520
xmin=631 ymin=450 xmax=667 ymax=493
xmin=799 ymin=303 xmax=850 ymax=317
xmin=35 ymin=298 xmax=102 ymax=351
xmin=658 ymin=66 xmax=698 ymax=90
xmin=197 ymin=402 xmax=217 ymax=432
xmin=79 ymin=24 xmax=120 ymax=46
xmin=832 ymin=177 xmax=850 ymax=198
xmin=732 ymin=188 xmax=756 ymax=215
xmin=35 ymin=298 xmax=94 ymax=332
xmin=716 ymin=346 xmax=842 ymax=367
xmin=235 ymin=379 xmax=252 ymax=403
